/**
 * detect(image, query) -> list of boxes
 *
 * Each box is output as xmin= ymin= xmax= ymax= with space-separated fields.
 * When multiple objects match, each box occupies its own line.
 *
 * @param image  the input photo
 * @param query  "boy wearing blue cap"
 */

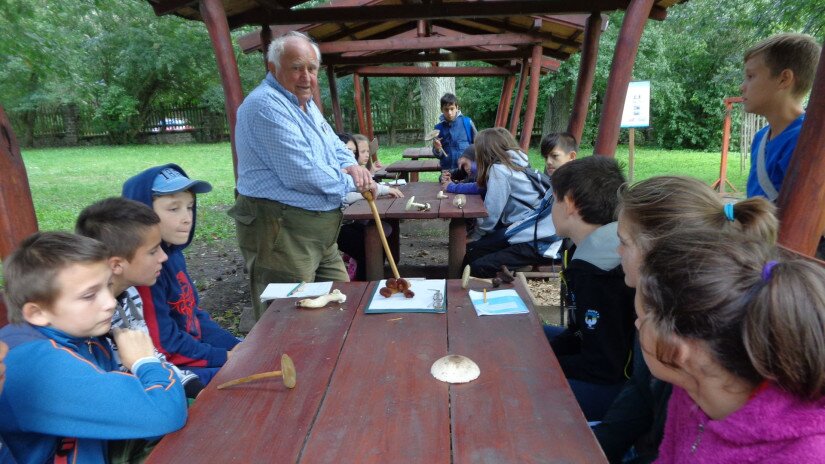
xmin=123 ymin=164 xmax=241 ymax=385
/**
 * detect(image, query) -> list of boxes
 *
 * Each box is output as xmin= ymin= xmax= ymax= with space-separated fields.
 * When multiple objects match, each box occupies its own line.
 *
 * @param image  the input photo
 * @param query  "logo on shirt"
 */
xmin=169 ymin=271 xmax=202 ymax=337
xmin=584 ymin=309 xmax=600 ymax=330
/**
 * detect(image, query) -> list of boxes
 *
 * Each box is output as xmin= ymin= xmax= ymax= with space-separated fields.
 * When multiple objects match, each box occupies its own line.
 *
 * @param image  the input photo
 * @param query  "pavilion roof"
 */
xmin=147 ymin=0 xmax=687 ymax=75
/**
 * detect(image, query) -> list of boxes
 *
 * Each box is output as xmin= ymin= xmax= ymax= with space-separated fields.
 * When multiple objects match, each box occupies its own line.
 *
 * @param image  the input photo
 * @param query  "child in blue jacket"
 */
xmin=123 ymin=164 xmax=241 ymax=385
xmin=432 ymin=93 xmax=477 ymax=171
xmin=0 ymin=232 xmax=186 ymax=463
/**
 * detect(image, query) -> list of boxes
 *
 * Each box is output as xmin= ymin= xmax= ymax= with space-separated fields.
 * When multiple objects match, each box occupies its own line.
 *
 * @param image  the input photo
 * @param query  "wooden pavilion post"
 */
xmin=593 ymin=0 xmax=655 ymax=156
xmin=260 ymin=26 xmax=272 ymax=71
xmin=519 ymin=44 xmax=544 ymax=151
xmin=327 ymin=66 xmax=344 ymax=132
xmin=567 ymin=13 xmax=603 ymax=143
xmin=353 ymin=72 xmax=367 ymax=135
xmin=312 ymin=84 xmax=324 ymax=114
xmin=508 ymin=59 xmax=529 ymax=136
xmin=496 ymin=75 xmax=517 ymax=128
xmin=364 ymin=76 xmax=375 ymax=141
xmin=0 ymin=105 xmax=38 ymax=326
xmin=777 ymin=47 xmax=825 ymax=256
xmin=199 ymin=0 xmax=244 ymax=181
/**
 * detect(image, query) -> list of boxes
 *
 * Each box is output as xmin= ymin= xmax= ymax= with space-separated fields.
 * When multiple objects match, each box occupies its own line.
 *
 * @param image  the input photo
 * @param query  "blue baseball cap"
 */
xmin=152 ymin=168 xmax=212 ymax=195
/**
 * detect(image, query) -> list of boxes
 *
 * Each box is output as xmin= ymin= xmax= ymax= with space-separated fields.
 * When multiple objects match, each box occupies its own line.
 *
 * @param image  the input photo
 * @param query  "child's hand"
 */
xmin=433 ymin=138 xmax=442 ymax=151
xmin=458 ymin=158 xmax=472 ymax=175
xmin=226 ymin=342 xmax=241 ymax=360
xmin=386 ymin=188 xmax=404 ymax=198
xmin=112 ymin=328 xmax=156 ymax=371
xmin=440 ymin=170 xmax=451 ymax=184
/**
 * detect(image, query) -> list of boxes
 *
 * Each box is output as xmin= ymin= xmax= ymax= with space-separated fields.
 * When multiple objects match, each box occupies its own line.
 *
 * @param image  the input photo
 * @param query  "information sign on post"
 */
xmin=620 ymin=81 xmax=651 ymax=182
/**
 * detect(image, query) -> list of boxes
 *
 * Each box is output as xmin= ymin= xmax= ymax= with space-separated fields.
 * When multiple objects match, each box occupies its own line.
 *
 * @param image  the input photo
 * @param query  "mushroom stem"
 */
xmin=461 ymin=264 xmax=496 ymax=289
xmin=362 ymin=190 xmax=401 ymax=279
xmin=296 ymin=289 xmax=347 ymax=308
xmin=405 ymin=196 xmax=429 ymax=211
xmin=217 ymin=354 xmax=297 ymax=390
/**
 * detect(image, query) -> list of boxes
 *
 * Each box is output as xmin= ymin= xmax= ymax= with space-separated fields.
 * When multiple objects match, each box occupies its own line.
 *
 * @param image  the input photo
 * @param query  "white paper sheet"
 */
xmin=259 ymin=282 xmax=334 ymax=302
xmin=366 ymin=279 xmax=446 ymax=313
xmin=469 ymin=289 xmax=529 ymax=316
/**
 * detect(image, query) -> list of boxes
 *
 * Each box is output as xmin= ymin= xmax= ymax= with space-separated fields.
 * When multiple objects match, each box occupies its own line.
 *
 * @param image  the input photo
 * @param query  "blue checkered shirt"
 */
xmin=235 ymin=74 xmax=356 ymax=211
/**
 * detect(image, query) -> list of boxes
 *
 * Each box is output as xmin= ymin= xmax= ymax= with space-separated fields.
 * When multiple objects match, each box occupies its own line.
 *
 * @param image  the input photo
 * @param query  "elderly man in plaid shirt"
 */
xmin=230 ymin=31 xmax=375 ymax=320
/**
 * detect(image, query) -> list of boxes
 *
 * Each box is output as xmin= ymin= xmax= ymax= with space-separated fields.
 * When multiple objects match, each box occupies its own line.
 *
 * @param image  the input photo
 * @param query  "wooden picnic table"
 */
xmin=384 ymin=158 xmax=441 ymax=182
xmin=147 ymin=279 xmax=606 ymax=464
xmin=344 ymin=182 xmax=486 ymax=279
xmin=402 ymin=146 xmax=438 ymax=160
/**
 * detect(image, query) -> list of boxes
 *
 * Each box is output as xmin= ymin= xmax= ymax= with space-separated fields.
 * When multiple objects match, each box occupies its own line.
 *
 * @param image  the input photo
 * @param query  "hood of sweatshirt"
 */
xmin=122 ymin=163 xmax=198 ymax=252
xmin=571 ymin=222 xmax=621 ymax=271
xmin=438 ymin=110 xmax=464 ymax=124
xmin=505 ymin=149 xmax=531 ymax=169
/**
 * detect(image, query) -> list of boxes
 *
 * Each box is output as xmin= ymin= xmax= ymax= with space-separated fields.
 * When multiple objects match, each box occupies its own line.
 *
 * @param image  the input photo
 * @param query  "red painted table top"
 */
xmin=384 ymin=158 xmax=441 ymax=173
xmin=402 ymin=147 xmax=437 ymax=159
xmin=147 ymin=279 xmax=606 ymax=463
xmin=343 ymin=181 xmax=486 ymax=221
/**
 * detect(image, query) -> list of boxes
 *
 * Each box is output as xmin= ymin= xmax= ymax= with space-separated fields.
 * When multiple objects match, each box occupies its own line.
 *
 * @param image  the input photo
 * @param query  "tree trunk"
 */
xmin=418 ymin=61 xmax=456 ymax=137
xmin=542 ymin=80 xmax=573 ymax=139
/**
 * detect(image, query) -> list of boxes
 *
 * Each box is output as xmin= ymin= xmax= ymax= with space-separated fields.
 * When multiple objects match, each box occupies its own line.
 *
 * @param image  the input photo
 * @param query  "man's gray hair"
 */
xmin=267 ymin=31 xmax=321 ymax=71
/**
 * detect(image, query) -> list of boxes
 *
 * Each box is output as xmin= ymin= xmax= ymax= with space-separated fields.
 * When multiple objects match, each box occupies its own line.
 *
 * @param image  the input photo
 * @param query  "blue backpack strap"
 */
xmin=462 ymin=116 xmax=474 ymax=142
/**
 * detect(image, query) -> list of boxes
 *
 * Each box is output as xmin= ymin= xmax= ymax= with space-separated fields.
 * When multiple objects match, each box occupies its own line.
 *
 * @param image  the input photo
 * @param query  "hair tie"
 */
xmin=761 ymin=260 xmax=779 ymax=281
xmin=724 ymin=203 xmax=735 ymax=222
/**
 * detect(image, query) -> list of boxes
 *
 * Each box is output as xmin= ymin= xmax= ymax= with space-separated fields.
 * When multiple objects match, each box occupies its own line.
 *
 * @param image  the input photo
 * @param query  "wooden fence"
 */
xmin=7 ymin=102 xmax=539 ymax=147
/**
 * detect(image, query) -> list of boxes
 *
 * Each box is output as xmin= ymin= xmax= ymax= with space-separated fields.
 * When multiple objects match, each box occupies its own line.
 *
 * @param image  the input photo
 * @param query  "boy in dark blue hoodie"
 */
xmin=432 ymin=93 xmax=477 ymax=171
xmin=123 ymin=164 xmax=241 ymax=385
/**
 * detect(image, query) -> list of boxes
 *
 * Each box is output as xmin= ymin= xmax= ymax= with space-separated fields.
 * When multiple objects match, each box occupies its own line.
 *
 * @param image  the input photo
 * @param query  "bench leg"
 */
xmin=388 ymin=219 xmax=400 ymax=265
xmin=448 ymin=218 xmax=467 ymax=278
xmin=409 ymin=172 xmax=418 ymax=182
xmin=363 ymin=222 xmax=385 ymax=281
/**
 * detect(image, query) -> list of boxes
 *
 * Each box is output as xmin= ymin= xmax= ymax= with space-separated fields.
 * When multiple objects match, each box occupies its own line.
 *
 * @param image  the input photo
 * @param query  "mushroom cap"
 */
xmin=424 ymin=129 xmax=441 ymax=141
xmin=281 ymin=354 xmax=297 ymax=389
xmin=405 ymin=195 xmax=416 ymax=210
xmin=431 ymin=354 xmax=480 ymax=384
xmin=461 ymin=265 xmax=471 ymax=289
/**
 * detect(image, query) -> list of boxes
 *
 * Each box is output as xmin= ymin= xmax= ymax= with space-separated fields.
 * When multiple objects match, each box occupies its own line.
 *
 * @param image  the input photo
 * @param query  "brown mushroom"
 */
xmin=379 ymin=287 xmax=393 ymax=298
xmin=498 ymin=265 xmax=516 ymax=284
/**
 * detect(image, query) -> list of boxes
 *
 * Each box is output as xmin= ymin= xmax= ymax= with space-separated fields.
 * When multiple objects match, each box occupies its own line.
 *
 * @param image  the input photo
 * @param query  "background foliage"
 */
xmin=0 ymin=0 xmax=822 ymax=149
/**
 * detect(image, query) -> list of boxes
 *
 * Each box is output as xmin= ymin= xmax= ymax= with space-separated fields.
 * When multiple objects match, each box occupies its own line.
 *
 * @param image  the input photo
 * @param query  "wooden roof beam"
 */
xmin=318 ymin=33 xmax=541 ymax=54
xmin=323 ymin=49 xmax=533 ymax=65
xmin=351 ymin=66 xmax=515 ymax=77
xmin=445 ymin=17 xmax=583 ymax=49
xmin=238 ymin=1 xmax=667 ymax=27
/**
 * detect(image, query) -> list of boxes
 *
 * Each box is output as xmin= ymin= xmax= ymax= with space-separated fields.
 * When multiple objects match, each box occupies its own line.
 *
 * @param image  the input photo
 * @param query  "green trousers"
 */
xmin=229 ymin=194 xmax=349 ymax=320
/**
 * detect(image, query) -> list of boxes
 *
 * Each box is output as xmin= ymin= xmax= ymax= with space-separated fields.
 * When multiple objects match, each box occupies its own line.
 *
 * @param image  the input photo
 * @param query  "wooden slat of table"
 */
xmin=299 ymin=283 xmax=451 ymax=463
xmin=438 ymin=191 xmax=487 ymax=219
xmin=343 ymin=195 xmax=395 ymax=221
xmin=147 ymin=282 xmax=371 ymax=464
xmin=402 ymin=147 xmax=436 ymax=159
xmin=385 ymin=159 xmax=441 ymax=173
xmin=446 ymin=279 xmax=608 ymax=463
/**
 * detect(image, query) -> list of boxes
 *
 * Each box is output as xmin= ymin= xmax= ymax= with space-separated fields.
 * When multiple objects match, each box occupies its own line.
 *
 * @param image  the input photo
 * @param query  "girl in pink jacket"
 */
xmin=636 ymin=231 xmax=825 ymax=463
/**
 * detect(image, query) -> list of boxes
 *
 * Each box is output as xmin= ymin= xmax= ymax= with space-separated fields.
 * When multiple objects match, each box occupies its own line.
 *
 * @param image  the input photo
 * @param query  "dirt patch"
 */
xmin=187 ymin=218 xmax=562 ymax=335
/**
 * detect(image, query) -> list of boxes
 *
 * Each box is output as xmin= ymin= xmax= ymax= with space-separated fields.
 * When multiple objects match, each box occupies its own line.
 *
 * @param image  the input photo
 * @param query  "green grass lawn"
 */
xmin=19 ymin=142 xmax=749 ymax=243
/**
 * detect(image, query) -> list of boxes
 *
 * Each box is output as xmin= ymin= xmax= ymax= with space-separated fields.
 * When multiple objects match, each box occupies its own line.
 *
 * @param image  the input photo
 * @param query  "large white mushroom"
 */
xmin=430 ymin=354 xmax=480 ymax=384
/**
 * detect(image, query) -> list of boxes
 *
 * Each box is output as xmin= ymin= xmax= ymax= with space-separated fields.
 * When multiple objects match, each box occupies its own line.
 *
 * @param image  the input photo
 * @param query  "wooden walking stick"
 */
xmin=217 ymin=354 xmax=297 ymax=390
xmin=362 ymin=190 xmax=400 ymax=280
